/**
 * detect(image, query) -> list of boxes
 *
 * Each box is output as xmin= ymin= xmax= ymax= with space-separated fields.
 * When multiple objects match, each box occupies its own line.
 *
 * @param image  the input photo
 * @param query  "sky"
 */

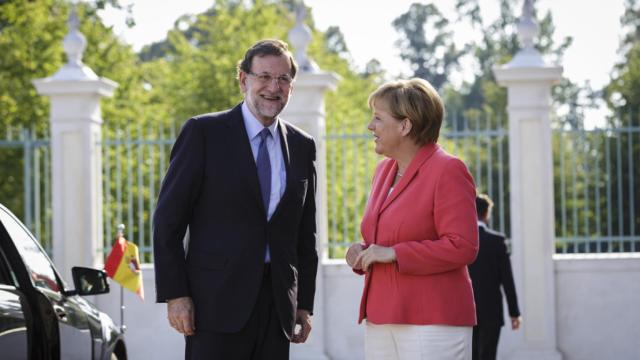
xmin=99 ymin=0 xmax=627 ymax=125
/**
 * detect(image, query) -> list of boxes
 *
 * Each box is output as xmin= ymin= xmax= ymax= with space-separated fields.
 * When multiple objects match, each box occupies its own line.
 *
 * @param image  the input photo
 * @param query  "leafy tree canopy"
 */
xmin=134 ymin=0 xmax=381 ymax=132
xmin=391 ymin=0 xmax=577 ymax=128
xmin=605 ymin=0 xmax=640 ymax=123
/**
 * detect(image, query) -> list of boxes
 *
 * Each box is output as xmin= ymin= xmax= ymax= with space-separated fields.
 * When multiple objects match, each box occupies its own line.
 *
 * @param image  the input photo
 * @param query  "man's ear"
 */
xmin=239 ymin=72 xmax=248 ymax=93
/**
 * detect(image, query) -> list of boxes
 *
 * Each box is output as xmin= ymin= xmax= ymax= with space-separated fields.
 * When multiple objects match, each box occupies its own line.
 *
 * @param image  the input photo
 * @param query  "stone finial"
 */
xmin=64 ymin=8 xmax=87 ymax=67
xmin=288 ymin=3 xmax=318 ymax=73
xmin=52 ymin=6 xmax=98 ymax=80
xmin=117 ymin=224 xmax=125 ymax=237
xmin=503 ymin=0 xmax=545 ymax=68
xmin=517 ymin=0 xmax=538 ymax=51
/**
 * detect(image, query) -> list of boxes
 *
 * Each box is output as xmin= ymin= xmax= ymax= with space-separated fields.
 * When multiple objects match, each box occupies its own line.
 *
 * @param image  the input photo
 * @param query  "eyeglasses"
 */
xmin=246 ymin=71 xmax=294 ymax=87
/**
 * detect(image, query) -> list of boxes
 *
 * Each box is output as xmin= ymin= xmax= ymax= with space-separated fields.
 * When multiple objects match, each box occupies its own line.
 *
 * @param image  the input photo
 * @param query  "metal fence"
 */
xmin=0 ymin=128 xmax=52 ymax=255
xmin=100 ymin=124 xmax=177 ymax=263
xmin=2 ymin=114 xmax=638 ymax=261
xmin=552 ymin=119 xmax=640 ymax=253
xmin=325 ymin=112 xmax=510 ymax=258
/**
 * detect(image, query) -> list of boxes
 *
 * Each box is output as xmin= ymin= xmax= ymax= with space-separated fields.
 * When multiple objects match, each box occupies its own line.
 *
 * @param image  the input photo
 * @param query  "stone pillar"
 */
xmin=33 ymin=9 xmax=117 ymax=282
xmin=493 ymin=1 xmax=563 ymax=359
xmin=284 ymin=5 xmax=339 ymax=360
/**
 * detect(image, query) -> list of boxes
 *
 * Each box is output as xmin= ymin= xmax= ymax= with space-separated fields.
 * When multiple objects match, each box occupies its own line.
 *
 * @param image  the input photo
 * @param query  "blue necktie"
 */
xmin=257 ymin=128 xmax=271 ymax=217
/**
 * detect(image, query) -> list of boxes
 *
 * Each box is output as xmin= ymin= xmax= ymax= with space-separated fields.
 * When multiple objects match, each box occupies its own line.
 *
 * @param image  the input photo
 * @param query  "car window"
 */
xmin=0 ymin=247 xmax=18 ymax=286
xmin=0 ymin=208 xmax=60 ymax=292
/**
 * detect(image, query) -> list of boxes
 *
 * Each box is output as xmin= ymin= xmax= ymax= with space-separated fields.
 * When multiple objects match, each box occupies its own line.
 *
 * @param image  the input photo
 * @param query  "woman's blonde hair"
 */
xmin=368 ymin=78 xmax=444 ymax=145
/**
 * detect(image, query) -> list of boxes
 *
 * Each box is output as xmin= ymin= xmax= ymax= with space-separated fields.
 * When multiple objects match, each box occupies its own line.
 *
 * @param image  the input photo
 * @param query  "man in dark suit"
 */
xmin=468 ymin=194 xmax=521 ymax=360
xmin=153 ymin=39 xmax=318 ymax=359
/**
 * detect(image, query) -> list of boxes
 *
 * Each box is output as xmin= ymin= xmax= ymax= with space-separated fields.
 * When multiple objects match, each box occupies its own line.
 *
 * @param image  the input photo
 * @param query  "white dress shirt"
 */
xmin=242 ymin=102 xmax=287 ymax=261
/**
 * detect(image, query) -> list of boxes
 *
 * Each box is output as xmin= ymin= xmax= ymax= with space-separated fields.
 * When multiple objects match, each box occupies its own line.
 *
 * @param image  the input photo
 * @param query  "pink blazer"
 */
xmin=358 ymin=143 xmax=479 ymax=326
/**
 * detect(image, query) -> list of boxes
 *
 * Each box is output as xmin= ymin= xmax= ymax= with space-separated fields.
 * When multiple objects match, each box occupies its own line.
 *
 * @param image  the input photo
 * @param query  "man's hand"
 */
xmin=511 ymin=316 xmax=522 ymax=330
xmin=291 ymin=309 xmax=312 ymax=344
xmin=354 ymin=244 xmax=397 ymax=271
xmin=167 ymin=296 xmax=195 ymax=336
xmin=346 ymin=243 xmax=365 ymax=270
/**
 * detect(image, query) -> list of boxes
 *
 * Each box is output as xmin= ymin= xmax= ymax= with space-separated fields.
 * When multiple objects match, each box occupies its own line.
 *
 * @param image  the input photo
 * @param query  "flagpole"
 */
xmin=120 ymin=284 xmax=126 ymax=333
xmin=117 ymin=224 xmax=127 ymax=333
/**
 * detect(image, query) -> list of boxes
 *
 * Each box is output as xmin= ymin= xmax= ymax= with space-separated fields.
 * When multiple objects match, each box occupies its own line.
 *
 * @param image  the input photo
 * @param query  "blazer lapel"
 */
xmin=224 ymin=104 xmax=264 ymax=212
xmin=369 ymin=162 xmax=396 ymax=218
xmin=379 ymin=143 xmax=439 ymax=214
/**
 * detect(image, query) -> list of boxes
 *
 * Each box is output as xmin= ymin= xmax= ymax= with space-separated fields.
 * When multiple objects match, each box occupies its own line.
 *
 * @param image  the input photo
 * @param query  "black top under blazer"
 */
xmin=152 ymin=103 xmax=318 ymax=339
xmin=468 ymin=225 xmax=520 ymax=327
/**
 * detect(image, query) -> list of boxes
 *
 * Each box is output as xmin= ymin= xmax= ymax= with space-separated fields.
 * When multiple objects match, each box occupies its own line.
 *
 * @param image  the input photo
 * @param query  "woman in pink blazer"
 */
xmin=347 ymin=78 xmax=479 ymax=360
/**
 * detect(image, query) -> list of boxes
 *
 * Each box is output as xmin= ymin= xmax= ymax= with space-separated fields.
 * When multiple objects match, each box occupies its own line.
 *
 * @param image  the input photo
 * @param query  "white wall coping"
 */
xmin=32 ymin=77 xmax=118 ymax=97
xmin=294 ymin=71 xmax=340 ymax=90
xmin=493 ymin=65 xmax=563 ymax=85
xmin=554 ymin=252 xmax=640 ymax=261
xmin=554 ymin=253 xmax=640 ymax=272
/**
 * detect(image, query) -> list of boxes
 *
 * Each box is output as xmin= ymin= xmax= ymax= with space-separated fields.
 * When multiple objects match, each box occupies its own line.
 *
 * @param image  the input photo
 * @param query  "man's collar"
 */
xmin=478 ymin=220 xmax=487 ymax=228
xmin=241 ymin=102 xmax=279 ymax=140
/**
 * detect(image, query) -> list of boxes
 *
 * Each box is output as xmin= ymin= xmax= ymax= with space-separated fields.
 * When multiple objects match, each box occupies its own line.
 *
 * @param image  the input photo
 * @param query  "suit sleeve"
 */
xmin=296 ymin=138 xmax=319 ymax=312
xmin=393 ymin=158 xmax=479 ymax=275
xmin=153 ymin=118 xmax=204 ymax=302
xmin=499 ymin=237 xmax=521 ymax=317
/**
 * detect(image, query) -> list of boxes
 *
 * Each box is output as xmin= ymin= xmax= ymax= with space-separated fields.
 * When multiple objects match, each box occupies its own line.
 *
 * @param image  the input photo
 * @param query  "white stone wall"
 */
xmin=554 ymin=254 xmax=640 ymax=360
xmin=94 ymin=256 xmax=640 ymax=360
xmin=323 ymin=261 xmax=365 ymax=360
xmin=95 ymin=265 xmax=184 ymax=359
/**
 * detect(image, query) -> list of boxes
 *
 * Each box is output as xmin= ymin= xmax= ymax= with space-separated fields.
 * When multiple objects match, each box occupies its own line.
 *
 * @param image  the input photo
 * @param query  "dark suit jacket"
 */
xmin=468 ymin=225 xmax=520 ymax=327
xmin=152 ymin=103 xmax=318 ymax=339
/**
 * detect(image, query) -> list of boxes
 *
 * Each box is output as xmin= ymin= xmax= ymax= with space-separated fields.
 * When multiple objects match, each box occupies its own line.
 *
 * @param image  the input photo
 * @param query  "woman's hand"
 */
xmin=354 ymin=244 xmax=397 ymax=271
xmin=346 ymin=243 xmax=366 ymax=270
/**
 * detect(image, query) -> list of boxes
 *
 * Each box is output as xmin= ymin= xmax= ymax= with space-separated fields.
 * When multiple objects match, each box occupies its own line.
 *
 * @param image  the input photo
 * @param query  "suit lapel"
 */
xmin=278 ymin=121 xmax=291 ymax=170
xmin=369 ymin=161 xmax=396 ymax=218
xmin=379 ymin=143 xmax=439 ymax=214
xmin=224 ymin=104 xmax=265 ymax=212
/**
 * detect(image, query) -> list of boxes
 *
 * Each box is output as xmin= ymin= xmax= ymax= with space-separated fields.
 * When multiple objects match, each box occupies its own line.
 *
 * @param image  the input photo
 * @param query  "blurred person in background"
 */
xmin=468 ymin=194 xmax=521 ymax=360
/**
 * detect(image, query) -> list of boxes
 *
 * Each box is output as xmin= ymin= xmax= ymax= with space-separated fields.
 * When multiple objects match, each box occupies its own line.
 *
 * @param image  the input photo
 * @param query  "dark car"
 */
xmin=0 ymin=204 xmax=127 ymax=360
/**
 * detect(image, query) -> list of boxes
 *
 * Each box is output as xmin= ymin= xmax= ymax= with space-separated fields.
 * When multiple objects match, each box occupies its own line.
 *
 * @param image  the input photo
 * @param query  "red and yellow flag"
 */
xmin=105 ymin=234 xmax=144 ymax=300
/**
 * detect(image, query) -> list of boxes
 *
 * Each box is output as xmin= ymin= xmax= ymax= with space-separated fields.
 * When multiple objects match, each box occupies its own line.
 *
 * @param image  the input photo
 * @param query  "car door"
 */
xmin=0 ymin=246 xmax=30 ymax=360
xmin=0 ymin=207 xmax=93 ymax=360
xmin=38 ymin=288 xmax=93 ymax=360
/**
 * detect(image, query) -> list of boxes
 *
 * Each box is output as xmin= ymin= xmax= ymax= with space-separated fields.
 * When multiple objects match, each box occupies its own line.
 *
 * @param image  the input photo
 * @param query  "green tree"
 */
xmin=600 ymin=0 xmax=640 ymax=251
xmin=392 ymin=3 xmax=466 ymax=91
xmin=0 ymin=0 xmax=148 ymax=133
xmin=0 ymin=0 xmax=67 ymax=133
xmin=0 ymin=0 xmax=156 ymax=251
xmin=391 ymin=1 xmax=577 ymax=239
xmin=135 ymin=0 xmax=380 ymax=131
xmin=0 ymin=0 xmax=65 ymax=238
xmin=324 ymin=25 xmax=349 ymax=56
xmin=112 ymin=0 xmax=382 ymax=257
xmin=606 ymin=0 xmax=640 ymax=119
xmin=0 ymin=0 xmax=383 ymax=257
xmin=453 ymin=0 xmax=572 ymax=117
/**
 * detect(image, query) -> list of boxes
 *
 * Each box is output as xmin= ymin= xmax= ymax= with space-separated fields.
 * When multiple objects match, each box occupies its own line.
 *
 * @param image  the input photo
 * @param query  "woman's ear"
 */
xmin=401 ymin=118 xmax=412 ymax=136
